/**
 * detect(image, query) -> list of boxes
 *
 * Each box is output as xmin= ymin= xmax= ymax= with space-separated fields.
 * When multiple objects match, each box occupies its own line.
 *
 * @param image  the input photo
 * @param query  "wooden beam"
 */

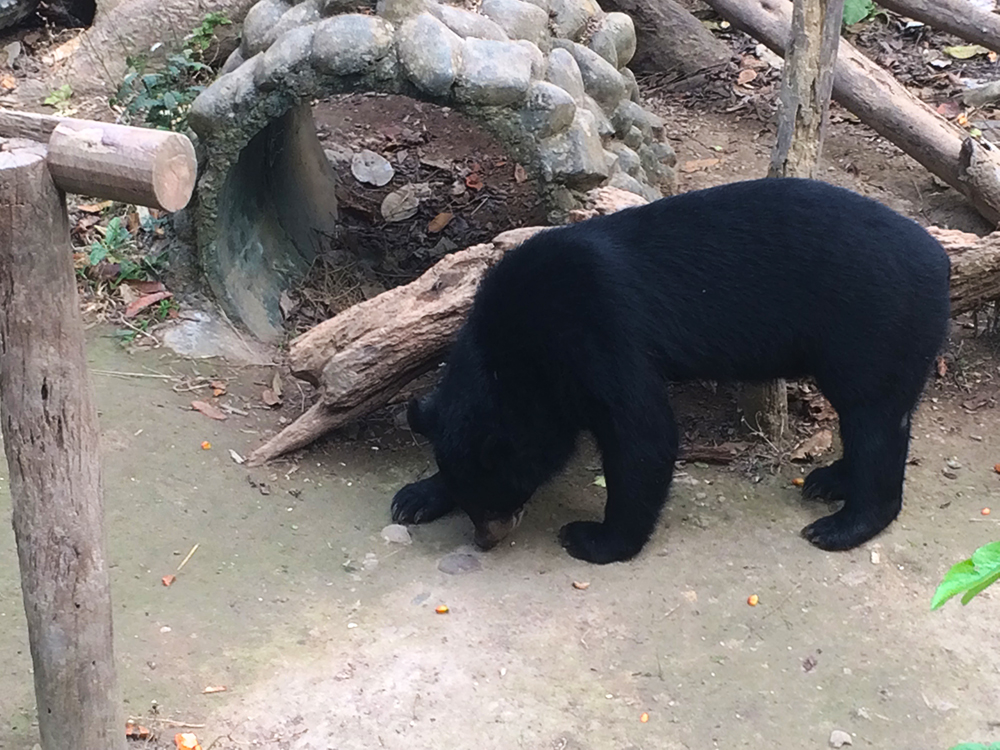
xmin=0 ymin=109 xmax=197 ymax=212
xmin=877 ymin=0 xmax=1000 ymax=54
xmin=0 ymin=149 xmax=126 ymax=750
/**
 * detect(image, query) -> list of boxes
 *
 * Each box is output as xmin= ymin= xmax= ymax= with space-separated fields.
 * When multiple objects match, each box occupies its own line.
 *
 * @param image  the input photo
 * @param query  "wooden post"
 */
xmin=0 ymin=109 xmax=197 ymax=212
xmin=0 ymin=150 xmax=127 ymax=750
xmin=739 ymin=0 xmax=844 ymax=442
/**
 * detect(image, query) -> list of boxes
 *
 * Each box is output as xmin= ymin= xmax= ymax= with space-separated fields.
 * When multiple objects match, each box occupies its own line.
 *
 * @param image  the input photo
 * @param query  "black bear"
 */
xmin=391 ymin=178 xmax=951 ymax=564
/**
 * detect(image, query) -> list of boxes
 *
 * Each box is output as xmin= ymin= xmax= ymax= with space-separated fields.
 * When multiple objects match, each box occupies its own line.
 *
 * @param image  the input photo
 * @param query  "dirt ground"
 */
xmin=4 ymin=9 xmax=1000 ymax=750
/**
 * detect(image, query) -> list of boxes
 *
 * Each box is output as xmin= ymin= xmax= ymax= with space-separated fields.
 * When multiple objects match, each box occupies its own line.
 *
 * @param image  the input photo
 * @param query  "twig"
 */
xmin=91 ymin=369 xmax=174 ymax=379
xmin=177 ymin=543 xmax=199 ymax=572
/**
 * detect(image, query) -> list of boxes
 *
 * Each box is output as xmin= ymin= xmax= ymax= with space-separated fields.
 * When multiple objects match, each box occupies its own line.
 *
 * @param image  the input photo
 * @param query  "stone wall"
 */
xmin=189 ymin=0 xmax=676 ymax=340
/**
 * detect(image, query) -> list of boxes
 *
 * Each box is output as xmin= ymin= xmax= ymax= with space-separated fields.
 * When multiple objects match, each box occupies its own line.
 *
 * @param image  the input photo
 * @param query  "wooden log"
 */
xmin=703 ymin=0 xmax=1000 ymax=225
xmin=0 ymin=109 xmax=197 ymax=212
xmin=601 ymin=0 xmax=731 ymax=77
xmin=930 ymin=226 xmax=1000 ymax=315
xmin=0 ymin=150 xmax=126 ymax=750
xmin=877 ymin=0 xmax=1000 ymax=54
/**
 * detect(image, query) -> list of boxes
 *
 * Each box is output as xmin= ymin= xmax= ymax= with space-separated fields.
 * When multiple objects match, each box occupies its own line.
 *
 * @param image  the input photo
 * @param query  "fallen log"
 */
xmin=703 ymin=0 xmax=1000 ymax=225
xmin=250 ymin=198 xmax=1000 ymax=466
xmin=876 ymin=0 xmax=1000 ymax=55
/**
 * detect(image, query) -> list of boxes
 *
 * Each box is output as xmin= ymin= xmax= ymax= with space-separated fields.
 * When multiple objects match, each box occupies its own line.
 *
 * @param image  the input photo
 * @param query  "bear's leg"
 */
xmin=801 ymin=408 xmax=910 ymax=550
xmin=802 ymin=459 xmax=848 ymax=502
xmin=391 ymin=472 xmax=456 ymax=525
xmin=560 ymin=394 xmax=678 ymax=564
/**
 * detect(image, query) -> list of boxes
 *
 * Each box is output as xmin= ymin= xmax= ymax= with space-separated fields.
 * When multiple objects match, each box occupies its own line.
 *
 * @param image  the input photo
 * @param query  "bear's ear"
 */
xmin=479 ymin=433 xmax=510 ymax=471
xmin=406 ymin=395 xmax=438 ymax=438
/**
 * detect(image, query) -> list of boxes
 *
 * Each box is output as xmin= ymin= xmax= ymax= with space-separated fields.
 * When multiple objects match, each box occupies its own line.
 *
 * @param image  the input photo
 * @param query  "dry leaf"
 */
xmin=76 ymin=200 xmax=113 ymax=213
xmin=514 ymin=163 xmax=528 ymax=183
xmin=790 ymin=429 xmax=834 ymax=462
xmin=262 ymin=389 xmax=281 ymax=407
xmin=936 ymin=356 xmax=948 ymax=378
xmin=191 ymin=400 xmax=228 ymax=421
xmin=737 ymin=69 xmax=758 ymax=85
xmin=161 ymin=574 xmax=176 ymax=587
xmin=271 ymin=371 xmax=283 ymax=398
xmin=465 ymin=172 xmax=484 ymax=190
xmin=126 ymin=211 xmax=140 ymax=234
xmin=427 ymin=212 xmax=454 ymax=233
xmin=943 ymin=44 xmax=990 ymax=60
xmin=935 ymin=100 xmax=963 ymax=119
xmin=680 ymin=158 xmax=720 ymax=173
xmin=124 ymin=291 xmax=172 ymax=318
xmin=0 ymin=74 xmax=17 ymax=91
xmin=124 ymin=279 xmax=167 ymax=295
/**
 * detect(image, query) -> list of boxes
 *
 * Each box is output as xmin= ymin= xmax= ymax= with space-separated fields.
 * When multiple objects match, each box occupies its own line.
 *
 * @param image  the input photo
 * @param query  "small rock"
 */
xmin=829 ymin=729 xmax=853 ymax=747
xmin=481 ymin=0 xmax=550 ymax=49
xmin=352 ymin=149 xmax=395 ymax=186
xmin=438 ymin=551 xmax=483 ymax=575
xmin=870 ymin=549 xmax=881 ymax=564
xmin=588 ymin=12 xmax=636 ymax=68
xmin=3 ymin=41 xmax=22 ymax=67
xmin=555 ymin=40 xmax=627 ymax=110
xmin=325 ymin=144 xmax=354 ymax=168
xmin=946 ymin=457 xmax=962 ymax=470
xmin=397 ymin=13 xmax=464 ymax=97
xmin=538 ymin=109 xmax=611 ymax=188
xmin=312 ymin=15 xmax=396 ymax=76
xmin=548 ymin=0 xmax=600 ymax=39
xmin=455 ymin=38 xmax=535 ymax=106
xmin=427 ymin=2 xmax=509 ymax=39
xmin=520 ymin=81 xmax=577 ymax=138
xmin=240 ymin=0 xmax=293 ymax=56
xmin=942 ymin=468 xmax=958 ymax=480
xmin=606 ymin=141 xmax=642 ymax=176
xmin=545 ymin=46 xmax=585 ymax=101
xmin=381 ymin=524 xmax=413 ymax=544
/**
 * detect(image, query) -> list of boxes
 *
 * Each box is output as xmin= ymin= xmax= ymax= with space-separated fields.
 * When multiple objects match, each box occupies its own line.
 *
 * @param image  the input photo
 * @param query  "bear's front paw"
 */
xmin=558 ymin=521 xmax=642 ymax=564
xmin=391 ymin=474 xmax=456 ymax=525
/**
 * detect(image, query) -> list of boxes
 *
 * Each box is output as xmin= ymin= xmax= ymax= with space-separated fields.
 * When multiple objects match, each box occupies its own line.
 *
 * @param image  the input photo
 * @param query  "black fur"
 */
xmin=391 ymin=178 xmax=951 ymax=564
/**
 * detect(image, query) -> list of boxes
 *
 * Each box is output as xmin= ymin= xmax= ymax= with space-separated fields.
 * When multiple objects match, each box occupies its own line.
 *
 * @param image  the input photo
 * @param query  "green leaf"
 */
xmin=88 ymin=243 xmax=109 ymax=266
xmin=943 ymin=44 xmax=990 ymax=60
xmin=932 ymin=541 xmax=1000 ymax=609
xmin=842 ymin=0 xmax=875 ymax=26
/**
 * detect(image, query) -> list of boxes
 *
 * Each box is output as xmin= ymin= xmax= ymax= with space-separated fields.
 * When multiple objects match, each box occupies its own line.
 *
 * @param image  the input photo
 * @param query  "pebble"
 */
xmin=381 ymin=524 xmax=413 ymax=544
xmin=946 ymin=457 xmax=962 ymax=470
xmin=829 ymin=729 xmax=853 ymax=747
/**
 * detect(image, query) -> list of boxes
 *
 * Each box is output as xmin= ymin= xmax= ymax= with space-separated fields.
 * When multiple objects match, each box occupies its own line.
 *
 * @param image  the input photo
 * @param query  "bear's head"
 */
xmin=405 ymin=331 xmax=553 ymax=550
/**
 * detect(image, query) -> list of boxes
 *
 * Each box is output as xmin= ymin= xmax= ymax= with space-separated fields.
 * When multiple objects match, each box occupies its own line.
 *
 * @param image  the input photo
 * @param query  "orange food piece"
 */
xmin=994 ymin=464 xmax=1000 ymax=474
xmin=435 ymin=605 xmax=450 ymax=614
xmin=572 ymin=581 xmax=590 ymax=590
xmin=640 ymin=712 xmax=650 ymax=723
xmin=983 ymin=508 xmax=992 ymax=516
xmin=125 ymin=721 xmax=151 ymax=740
xmin=747 ymin=594 xmax=759 ymax=606
xmin=174 ymin=733 xmax=202 ymax=750
xmin=161 ymin=574 xmax=176 ymax=587
xmin=792 ymin=477 xmax=805 ymax=487
xmin=201 ymin=441 xmax=212 ymax=450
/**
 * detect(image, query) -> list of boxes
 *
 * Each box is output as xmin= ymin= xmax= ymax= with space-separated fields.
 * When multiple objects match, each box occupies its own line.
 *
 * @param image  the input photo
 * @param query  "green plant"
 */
xmin=932 ymin=541 xmax=1000 ymax=610
xmin=950 ymin=744 xmax=1000 ymax=750
xmin=111 ymin=12 xmax=230 ymax=131
xmin=43 ymin=84 xmax=75 ymax=114
xmin=843 ymin=0 xmax=877 ymax=26
xmin=88 ymin=216 xmax=132 ymax=266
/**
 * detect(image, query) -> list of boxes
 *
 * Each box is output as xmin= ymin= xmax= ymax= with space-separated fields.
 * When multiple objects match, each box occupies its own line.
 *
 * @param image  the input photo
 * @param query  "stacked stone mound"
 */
xmin=187 ymin=0 xmax=676 ymax=340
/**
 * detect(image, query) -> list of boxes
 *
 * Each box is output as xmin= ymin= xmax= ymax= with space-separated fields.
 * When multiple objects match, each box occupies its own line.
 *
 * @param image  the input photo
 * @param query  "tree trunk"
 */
xmin=0 ymin=150 xmax=126 ymax=750
xmin=703 ymin=0 xmax=1000 ymax=226
xmin=877 ymin=0 xmax=1000 ymax=54
xmin=601 ymin=0 xmax=731 ymax=78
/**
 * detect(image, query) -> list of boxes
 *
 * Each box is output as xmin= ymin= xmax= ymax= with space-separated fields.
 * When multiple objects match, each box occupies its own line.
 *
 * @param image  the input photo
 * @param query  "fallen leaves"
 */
xmin=465 ymin=172 xmax=484 ymax=190
xmin=943 ymin=44 xmax=990 ymax=60
xmin=427 ymin=212 xmax=454 ymax=233
xmin=514 ymin=163 xmax=528 ymax=183
xmin=736 ymin=69 xmax=758 ymax=86
xmin=191 ymin=401 xmax=227 ymax=421
xmin=790 ymin=429 xmax=834 ymax=462
xmin=124 ymin=291 xmax=172 ymax=318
